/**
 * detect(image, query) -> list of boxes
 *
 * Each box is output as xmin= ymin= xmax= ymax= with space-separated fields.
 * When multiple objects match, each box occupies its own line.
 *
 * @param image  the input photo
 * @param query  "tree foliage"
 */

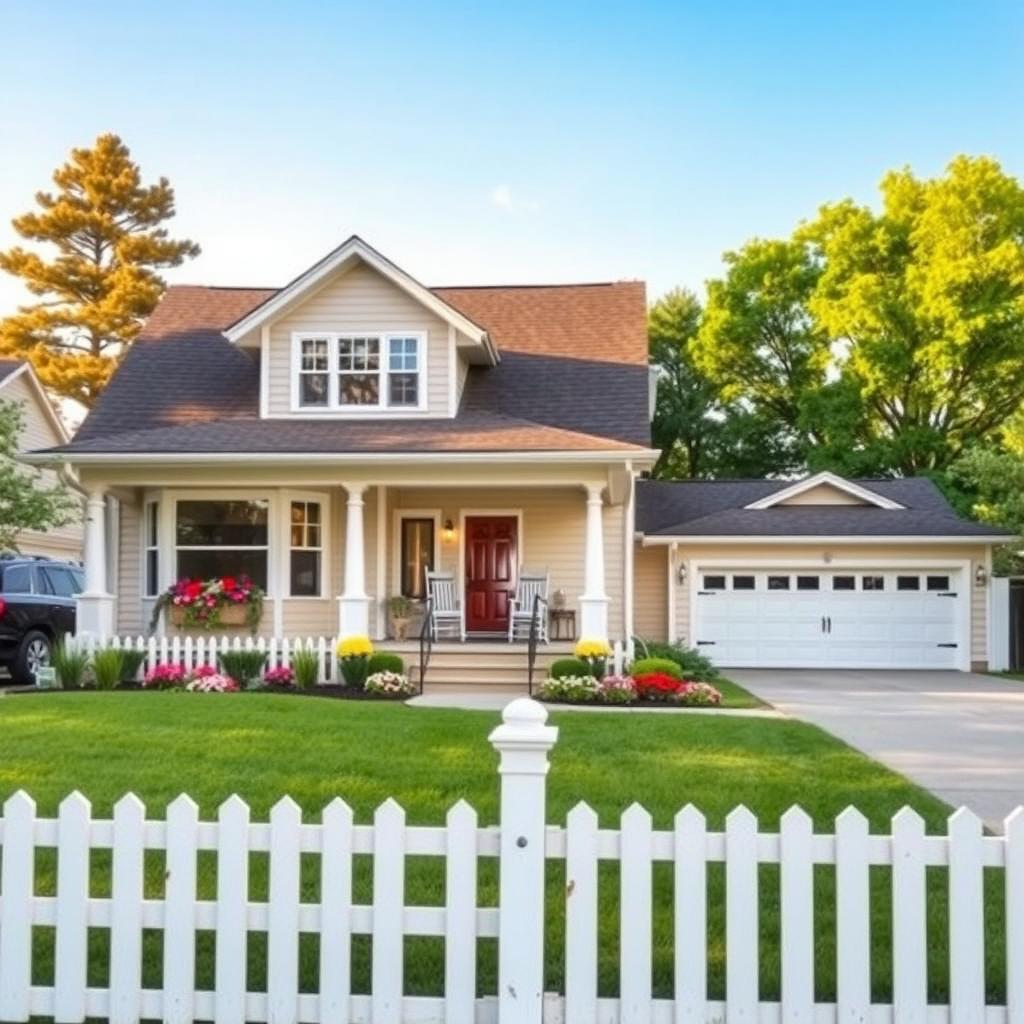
xmin=0 ymin=399 xmax=78 ymax=551
xmin=0 ymin=134 xmax=199 ymax=407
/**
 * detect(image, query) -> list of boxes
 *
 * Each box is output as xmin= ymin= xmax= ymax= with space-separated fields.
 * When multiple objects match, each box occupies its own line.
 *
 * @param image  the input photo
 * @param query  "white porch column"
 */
xmin=77 ymin=486 xmax=114 ymax=638
xmin=338 ymin=482 xmax=371 ymax=636
xmin=579 ymin=483 xmax=609 ymax=639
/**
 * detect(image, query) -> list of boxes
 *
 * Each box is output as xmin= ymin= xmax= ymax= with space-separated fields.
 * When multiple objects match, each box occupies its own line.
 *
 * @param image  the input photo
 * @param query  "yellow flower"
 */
xmin=337 ymin=635 xmax=374 ymax=658
xmin=575 ymin=638 xmax=611 ymax=658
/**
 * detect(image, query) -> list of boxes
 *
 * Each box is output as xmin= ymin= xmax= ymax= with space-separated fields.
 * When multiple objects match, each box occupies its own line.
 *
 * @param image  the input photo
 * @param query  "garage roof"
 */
xmin=636 ymin=477 xmax=1013 ymax=539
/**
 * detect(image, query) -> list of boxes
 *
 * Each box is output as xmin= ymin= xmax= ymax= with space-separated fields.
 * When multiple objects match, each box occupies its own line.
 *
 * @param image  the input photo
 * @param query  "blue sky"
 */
xmin=1 ymin=0 xmax=1022 ymax=316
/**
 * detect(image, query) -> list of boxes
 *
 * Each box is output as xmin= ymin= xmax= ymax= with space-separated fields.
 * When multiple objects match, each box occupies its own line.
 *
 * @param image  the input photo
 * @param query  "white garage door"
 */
xmin=694 ymin=569 xmax=962 ymax=669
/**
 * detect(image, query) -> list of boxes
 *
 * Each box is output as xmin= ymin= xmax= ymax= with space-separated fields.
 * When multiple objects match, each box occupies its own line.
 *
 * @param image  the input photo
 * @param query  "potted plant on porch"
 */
xmin=386 ymin=595 xmax=413 ymax=640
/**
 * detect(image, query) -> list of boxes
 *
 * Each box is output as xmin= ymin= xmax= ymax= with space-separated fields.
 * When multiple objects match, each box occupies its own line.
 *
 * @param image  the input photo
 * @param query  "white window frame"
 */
xmin=286 ymin=493 xmax=330 ymax=599
xmin=290 ymin=331 xmax=427 ymax=415
xmin=170 ymin=492 xmax=274 ymax=595
xmin=142 ymin=499 xmax=160 ymax=598
xmin=294 ymin=335 xmax=331 ymax=410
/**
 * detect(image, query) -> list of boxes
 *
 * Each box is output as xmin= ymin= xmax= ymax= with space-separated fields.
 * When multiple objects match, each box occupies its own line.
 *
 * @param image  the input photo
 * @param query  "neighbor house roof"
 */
xmin=636 ymin=478 xmax=1012 ymax=539
xmin=43 ymin=273 xmax=652 ymax=457
xmin=0 ymin=359 xmax=26 ymax=384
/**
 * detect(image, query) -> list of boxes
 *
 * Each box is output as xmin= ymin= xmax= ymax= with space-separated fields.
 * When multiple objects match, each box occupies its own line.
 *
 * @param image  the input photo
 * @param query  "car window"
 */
xmin=70 ymin=569 xmax=84 ymax=594
xmin=41 ymin=566 xmax=77 ymax=598
xmin=2 ymin=564 xmax=33 ymax=593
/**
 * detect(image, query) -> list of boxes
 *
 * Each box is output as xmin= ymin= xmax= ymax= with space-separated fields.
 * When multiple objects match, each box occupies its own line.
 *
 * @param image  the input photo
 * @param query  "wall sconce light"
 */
xmin=677 ymin=563 xmax=687 ymax=585
xmin=443 ymin=519 xmax=456 ymax=544
xmin=975 ymin=564 xmax=987 ymax=588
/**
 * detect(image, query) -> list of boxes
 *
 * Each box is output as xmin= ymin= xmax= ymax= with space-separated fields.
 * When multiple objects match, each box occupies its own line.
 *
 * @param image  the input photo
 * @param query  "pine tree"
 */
xmin=0 ymin=134 xmax=200 ymax=406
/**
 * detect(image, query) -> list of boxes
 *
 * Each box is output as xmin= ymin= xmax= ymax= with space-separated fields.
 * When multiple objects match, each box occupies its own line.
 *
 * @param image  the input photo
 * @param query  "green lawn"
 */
xmin=0 ymin=692 xmax=1005 ymax=1005
xmin=992 ymin=671 xmax=1024 ymax=682
xmin=707 ymin=674 xmax=766 ymax=707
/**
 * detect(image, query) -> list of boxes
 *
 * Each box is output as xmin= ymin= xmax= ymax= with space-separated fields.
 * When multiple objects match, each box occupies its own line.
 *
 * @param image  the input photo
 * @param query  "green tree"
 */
xmin=0 ymin=133 xmax=200 ymax=407
xmin=649 ymin=287 xmax=802 ymax=478
xmin=0 ymin=400 xmax=77 ymax=551
xmin=803 ymin=155 xmax=1024 ymax=474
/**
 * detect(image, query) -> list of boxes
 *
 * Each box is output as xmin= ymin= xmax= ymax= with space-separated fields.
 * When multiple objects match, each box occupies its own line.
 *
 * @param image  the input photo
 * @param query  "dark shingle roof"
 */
xmin=636 ymin=478 xmax=1008 ymax=538
xmin=0 ymin=359 xmax=25 ymax=384
xmin=67 ymin=279 xmax=650 ymax=452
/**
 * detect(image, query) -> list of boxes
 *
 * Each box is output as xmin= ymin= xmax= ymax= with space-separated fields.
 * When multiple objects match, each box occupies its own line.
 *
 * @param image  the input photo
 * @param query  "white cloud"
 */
xmin=490 ymin=184 xmax=539 ymax=213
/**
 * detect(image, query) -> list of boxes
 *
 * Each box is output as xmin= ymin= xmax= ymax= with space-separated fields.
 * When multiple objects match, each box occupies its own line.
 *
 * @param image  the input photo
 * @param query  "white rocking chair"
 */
xmin=508 ymin=569 xmax=549 ymax=644
xmin=425 ymin=569 xmax=465 ymax=642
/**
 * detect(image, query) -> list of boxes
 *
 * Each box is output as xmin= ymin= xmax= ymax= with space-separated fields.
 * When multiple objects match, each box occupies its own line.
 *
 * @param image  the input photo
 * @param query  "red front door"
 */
xmin=465 ymin=516 xmax=518 ymax=633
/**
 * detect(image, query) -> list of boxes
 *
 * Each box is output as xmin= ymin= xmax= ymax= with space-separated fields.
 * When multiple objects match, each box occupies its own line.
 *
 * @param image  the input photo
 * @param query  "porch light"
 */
xmin=975 ymin=564 xmax=987 ymax=587
xmin=677 ymin=563 xmax=687 ymax=585
xmin=443 ymin=519 xmax=456 ymax=544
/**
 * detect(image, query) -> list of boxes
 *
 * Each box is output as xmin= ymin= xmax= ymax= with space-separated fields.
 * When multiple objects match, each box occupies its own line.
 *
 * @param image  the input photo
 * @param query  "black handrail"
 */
xmin=526 ymin=593 xmax=548 ymax=696
xmin=418 ymin=598 xmax=433 ymax=695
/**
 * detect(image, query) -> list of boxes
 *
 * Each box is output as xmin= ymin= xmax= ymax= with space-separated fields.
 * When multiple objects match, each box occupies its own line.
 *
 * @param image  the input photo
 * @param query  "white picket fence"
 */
xmin=71 ymin=633 xmax=343 ymax=682
xmin=0 ymin=698 xmax=1021 ymax=1024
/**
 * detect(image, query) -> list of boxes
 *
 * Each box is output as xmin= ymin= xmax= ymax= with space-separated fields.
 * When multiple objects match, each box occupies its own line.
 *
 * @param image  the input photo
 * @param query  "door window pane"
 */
xmin=732 ymin=575 xmax=756 ymax=590
xmin=832 ymin=575 xmax=856 ymax=590
xmin=767 ymin=575 xmax=790 ymax=590
xmin=862 ymin=575 xmax=885 ymax=591
xmin=926 ymin=575 xmax=951 ymax=591
xmin=897 ymin=576 xmax=921 ymax=591
xmin=702 ymin=575 xmax=726 ymax=590
xmin=401 ymin=518 xmax=435 ymax=599
xmin=796 ymin=575 xmax=820 ymax=591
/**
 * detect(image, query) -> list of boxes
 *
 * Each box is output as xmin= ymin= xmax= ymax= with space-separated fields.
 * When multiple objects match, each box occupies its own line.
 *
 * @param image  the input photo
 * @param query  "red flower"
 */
xmin=221 ymin=576 xmax=237 ymax=592
xmin=633 ymin=672 xmax=684 ymax=701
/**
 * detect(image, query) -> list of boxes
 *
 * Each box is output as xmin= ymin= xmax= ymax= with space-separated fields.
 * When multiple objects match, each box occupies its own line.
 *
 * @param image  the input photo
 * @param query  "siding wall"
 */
xmin=117 ymin=498 xmax=143 ymax=634
xmin=662 ymin=541 xmax=991 ymax=667
xmin=4 ymin=372 xmax=83 ymax=558
xmin=266 ymin=264 xmax=452 ymax=417
xmin=633 ymin=544 xmax=667 ymax=641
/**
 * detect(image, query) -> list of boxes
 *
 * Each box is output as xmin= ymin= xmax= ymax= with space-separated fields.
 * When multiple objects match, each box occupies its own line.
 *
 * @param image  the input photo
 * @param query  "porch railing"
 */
xmin=526 ymin=593 xmax=548 ymax=695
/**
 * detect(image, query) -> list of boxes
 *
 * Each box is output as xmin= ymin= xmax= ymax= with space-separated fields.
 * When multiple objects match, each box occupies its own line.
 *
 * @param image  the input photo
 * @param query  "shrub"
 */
xmin=52 ymin=640 xmax=90 ymax=690
xmin=368 ymin=652 xmax=405 ymax=676
xmin=120 ymin=649 xmax=146 ymax=683
xmin=185 ymin=673 xmax=239 ymax=692
xmin=143 ymin=663 xmax=189 ymax=689
xmin=599 ymin=674 xmax=636 ymax=704
xmin=91 ymin=648 xmax=125 ymax=691
xmin=291 ymin=648 xmax=320 ymax=690
xmin=537 ymin=675 xmax=601 ymax=703
xmin=217 ymin=650 xmax=268 ymax=689
xmin=364 ymin=671 xmax=416 ymax=697
xmin=674 ymin=681 xmax=722 ymax=706
xmin=549 ymin=657 xmax=592 ymax=679
xmin=634 ymin=640 xmax=719 ymax=682
xmin=264 ymin=666 xmax=296 ymax=687
xmin=629 ymin=657 xmax=683 ymax=679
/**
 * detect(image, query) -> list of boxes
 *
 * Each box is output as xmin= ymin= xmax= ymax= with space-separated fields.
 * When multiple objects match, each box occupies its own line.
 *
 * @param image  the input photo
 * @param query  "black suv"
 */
xmin=0 ymin=556 xmax=84 ymax=683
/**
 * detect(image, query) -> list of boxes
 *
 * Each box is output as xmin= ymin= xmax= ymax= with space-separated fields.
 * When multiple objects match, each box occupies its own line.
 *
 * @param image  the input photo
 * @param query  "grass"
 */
xmin=0 ymin=692 xmax=1005 ymax=1005
xmin=707 ymin=674 xmax=765 ymax=707
xmin=991 ymin=671 xmax=1024 ymax=682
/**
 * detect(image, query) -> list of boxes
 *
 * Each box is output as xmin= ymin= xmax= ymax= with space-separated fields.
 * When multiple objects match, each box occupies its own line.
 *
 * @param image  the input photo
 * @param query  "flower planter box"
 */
xmin=170 ymin=603 xmax=250 ymax=628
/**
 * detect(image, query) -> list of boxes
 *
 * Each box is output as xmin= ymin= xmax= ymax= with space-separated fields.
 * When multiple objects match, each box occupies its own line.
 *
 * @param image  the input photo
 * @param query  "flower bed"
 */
xmin=538 ymin=670 xmax=722 ymax=708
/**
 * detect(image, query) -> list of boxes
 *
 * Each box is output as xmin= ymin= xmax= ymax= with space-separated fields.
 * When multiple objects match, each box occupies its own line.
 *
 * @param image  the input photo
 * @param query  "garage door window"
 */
xmin=702 ymin=575 xmax=726 ymax=590
xmin=862 ymin=575 xmax=885 ymax=591
xmin=732 ymin=575 xmax=755 ymax=590
xmin=767 ymin=575 xmax=790 ymax=590
xmin=832 ymin=575 xmax=855 ymax=590
xmin=796 ymin=575 xmax=820 ymax=591
xmin=897 ymin=576 xmax=921 ymax=591
xmin=927 ymin=575 xmax=951 ymax=590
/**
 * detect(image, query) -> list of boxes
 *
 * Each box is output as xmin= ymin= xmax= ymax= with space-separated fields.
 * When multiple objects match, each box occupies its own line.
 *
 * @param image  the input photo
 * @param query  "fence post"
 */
xmin=489 ymin=698 xmax=559 ymax=1024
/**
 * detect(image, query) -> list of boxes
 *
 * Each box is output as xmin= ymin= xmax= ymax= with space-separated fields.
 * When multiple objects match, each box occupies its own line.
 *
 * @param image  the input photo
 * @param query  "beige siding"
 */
xmin=266 ymin=263 xmax=451 ymax=417
xmin=780 ymin=484 xmax=866 ymax=506
xmin=660 ymin=541 xmax=991 ymax=666
xmin=117 ymin=498 xmax=144 ymax=634
xmin=3 ymin=372 xmax=83 ymax=557
xmin=633 ymin=545 xmax=667 ymax=641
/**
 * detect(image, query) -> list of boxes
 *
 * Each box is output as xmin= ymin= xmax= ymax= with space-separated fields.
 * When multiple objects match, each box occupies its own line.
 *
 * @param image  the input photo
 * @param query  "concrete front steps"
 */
xmin=389 ymin=640 xmax=574 ymax=692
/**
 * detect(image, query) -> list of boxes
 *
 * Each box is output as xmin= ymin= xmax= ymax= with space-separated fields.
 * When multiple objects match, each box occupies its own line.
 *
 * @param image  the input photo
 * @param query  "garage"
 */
xmin=693 ymin=567 xmax=964 ymax=670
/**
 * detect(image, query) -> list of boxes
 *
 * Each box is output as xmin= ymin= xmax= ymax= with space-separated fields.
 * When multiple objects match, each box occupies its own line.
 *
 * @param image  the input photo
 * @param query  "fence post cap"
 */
xmin=488 ymin=697 xmax=558 ymax=759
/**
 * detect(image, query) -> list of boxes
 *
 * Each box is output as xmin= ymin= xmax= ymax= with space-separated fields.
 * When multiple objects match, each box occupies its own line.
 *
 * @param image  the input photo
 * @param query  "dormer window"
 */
xmin=291 ymin=331 xmax=425 ymax=413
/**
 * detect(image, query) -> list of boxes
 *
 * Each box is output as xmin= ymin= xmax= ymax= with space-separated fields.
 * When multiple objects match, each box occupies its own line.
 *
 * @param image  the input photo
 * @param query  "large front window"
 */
xmin=175 ymin=499 xmax=269 ymax=588
xmin=294 ymin=332 xmax=423 ymax=411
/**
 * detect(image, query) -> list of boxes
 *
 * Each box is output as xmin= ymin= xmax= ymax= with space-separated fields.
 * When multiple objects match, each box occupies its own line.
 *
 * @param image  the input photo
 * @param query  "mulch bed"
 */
xmin=3 ymin=683 xmax=411 ymax=701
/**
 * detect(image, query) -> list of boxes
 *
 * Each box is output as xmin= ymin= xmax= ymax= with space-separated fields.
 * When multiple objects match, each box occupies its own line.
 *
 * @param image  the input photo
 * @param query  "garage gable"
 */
xmin=744 ymin=472 xmax=905 ymax=510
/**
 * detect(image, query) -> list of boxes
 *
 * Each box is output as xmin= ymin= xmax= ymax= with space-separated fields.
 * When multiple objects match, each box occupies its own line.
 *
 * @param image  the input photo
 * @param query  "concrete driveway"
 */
xmin=728 ymin=669 xmax=1024 ymax=830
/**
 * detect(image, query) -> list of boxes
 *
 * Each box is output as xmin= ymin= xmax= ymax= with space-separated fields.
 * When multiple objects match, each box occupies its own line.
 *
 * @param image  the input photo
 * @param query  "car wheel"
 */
xmin=14 ymin=630 xmax=52 ymax=685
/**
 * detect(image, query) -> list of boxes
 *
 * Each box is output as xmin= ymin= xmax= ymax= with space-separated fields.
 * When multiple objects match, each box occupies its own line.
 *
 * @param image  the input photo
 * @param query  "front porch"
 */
xmin=74 ymin=461 xmax=639 ymax=660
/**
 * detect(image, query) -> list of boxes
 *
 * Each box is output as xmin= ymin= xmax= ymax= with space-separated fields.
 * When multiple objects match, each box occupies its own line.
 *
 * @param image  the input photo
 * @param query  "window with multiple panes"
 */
xmin=400 ymin=517 xmax=435 ymax=599
xmin=295 ymin=333 xmax=423 ymax=411
xmin=289 ymin=501 xmax=322 ymax=596
xmin=144 ymin=501 xmax=159 ymax=597
xmin=175 ymin=499 xmax=269 ymax=588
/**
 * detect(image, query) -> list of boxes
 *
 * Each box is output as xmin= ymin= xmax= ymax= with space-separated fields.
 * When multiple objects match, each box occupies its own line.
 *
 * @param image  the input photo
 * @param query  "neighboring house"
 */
xmin=0 ymin=360 xmax=82 ymax=561
xmin=23 ymin=236 xmax=1012 ymax=673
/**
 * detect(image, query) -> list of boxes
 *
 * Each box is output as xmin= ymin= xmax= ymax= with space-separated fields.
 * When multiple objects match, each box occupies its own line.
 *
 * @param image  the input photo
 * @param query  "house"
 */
xmin=0 ymin=360 xmax=82 ymax=561
xmin=24 ymin=237 xmax=1011 ymax=674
